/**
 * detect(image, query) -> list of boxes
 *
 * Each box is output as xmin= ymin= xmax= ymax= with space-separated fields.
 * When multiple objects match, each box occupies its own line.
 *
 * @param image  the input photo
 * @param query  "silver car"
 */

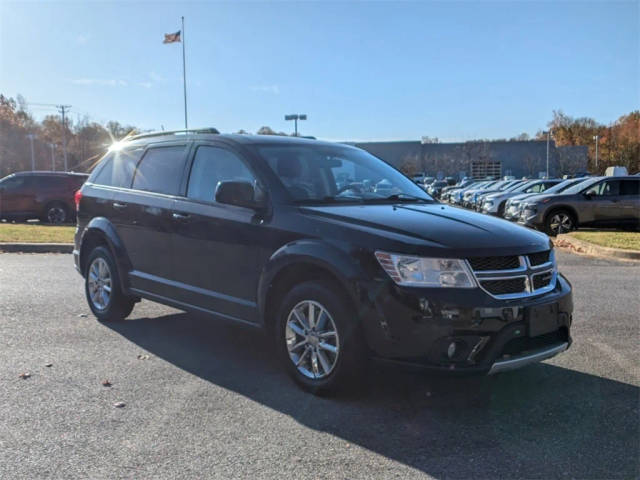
xmin=481 ymin=180 xmax=562 ymax=216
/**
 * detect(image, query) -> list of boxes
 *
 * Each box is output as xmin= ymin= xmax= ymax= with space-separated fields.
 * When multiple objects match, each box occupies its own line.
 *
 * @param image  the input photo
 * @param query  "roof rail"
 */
xmin=127 ymin=128 xmax=220 ymax=141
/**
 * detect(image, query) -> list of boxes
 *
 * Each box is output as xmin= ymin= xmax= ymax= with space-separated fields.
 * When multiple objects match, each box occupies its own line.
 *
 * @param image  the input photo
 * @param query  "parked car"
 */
xmin=0 ymin=171 xmax=88 ymax=224
xmin=74 ymin=130 xmax=573 ymax=394
xmin=448 ymin=180 xmax=490 ymax=205
xmin=468 ymin=180 xmax=524 ymax=210
xmin=461 ymin=180 xmax=502 ymax=207
xmin=519 ymin=176 xmax=640 ymax=235
xmin=427 ymin=180 xmax=448 ymax=198
xmin=440 ymin=178 xmax=475 ymax=203
xmin=503 ymin=178 xmax=589 ymax=221
xmin=480 ymin=179 xmax=562 ymax=216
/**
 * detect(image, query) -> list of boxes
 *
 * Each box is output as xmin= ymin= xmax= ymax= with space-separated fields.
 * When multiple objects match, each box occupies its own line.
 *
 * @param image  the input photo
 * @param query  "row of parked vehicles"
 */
xmin=420 ymin=172 xmax=640 ymax=235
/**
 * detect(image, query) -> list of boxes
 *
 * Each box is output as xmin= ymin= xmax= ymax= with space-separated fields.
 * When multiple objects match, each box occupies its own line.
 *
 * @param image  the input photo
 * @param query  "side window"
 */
xmin=187 ymin=146 xmax=256 ymax=202
xmin=1 ymin=176 xmax=27 ymax=190
xmin=91 ymin=149 xmax=142 ymax=188
xmin=586 ymin=180 xmax=620 ymax=196
xmin=526 ymin=183 xmax=543 ymax=193
xmin=132 ymin=146 xmax=187 ymax=195
xmin=620 ymin=180 xmax=640 ymax=196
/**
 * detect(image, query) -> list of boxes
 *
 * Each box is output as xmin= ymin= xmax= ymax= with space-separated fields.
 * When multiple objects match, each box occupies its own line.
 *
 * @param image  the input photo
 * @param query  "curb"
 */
xmin=554 ymin=234 xmax=640 ymax=261
xmin=0 ymin=243 xmax=73 ymax=254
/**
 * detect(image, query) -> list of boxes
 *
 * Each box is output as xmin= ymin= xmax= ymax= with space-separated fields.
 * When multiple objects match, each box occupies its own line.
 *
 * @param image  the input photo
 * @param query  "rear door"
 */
xmin=0 ymin=176 xmax=34 ymax=216
xmin=618 ymin=179 xmax=640 ymax=226
xmin=585 ymin=180 xmax=621 ymax=225
xmin=112 ymin=143 xmax=190 ymax=298
xmin=169 ymin=142 xmax=265 ymax=323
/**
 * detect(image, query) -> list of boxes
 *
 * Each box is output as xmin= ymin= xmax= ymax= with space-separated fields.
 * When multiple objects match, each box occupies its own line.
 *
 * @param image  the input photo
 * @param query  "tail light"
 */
xmin=74 ymin=189 xmax=83 ymax=210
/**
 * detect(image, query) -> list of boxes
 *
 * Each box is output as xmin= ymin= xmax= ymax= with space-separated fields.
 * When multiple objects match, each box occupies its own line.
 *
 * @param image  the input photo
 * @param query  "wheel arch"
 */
xmin=545 ymin=204 xmax=579 ymax=227
xmin=78 ymin=217 xmax=133 ymax=292
xmin=258 ymin=240 xmax=364 ymax=335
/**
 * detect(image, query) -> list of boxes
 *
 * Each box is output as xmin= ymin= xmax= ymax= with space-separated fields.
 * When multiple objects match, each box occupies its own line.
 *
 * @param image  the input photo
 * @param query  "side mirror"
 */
xmin=215 ymin=181 xmax=265 ymax=210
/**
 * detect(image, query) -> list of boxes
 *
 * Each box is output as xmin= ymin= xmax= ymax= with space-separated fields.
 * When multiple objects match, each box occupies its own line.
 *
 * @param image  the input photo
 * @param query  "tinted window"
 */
xmin=187 ymin=146 xmax=255 ymax=202
xmin=92 ymin=149 xmax=142 ymax=188
xmin=132 ymin=146 xmax=186 ymax=195
xmin=620 ymin=179 xmax=639 ymax=196
xmin=1 ymin=176 xmax=27 ymax=190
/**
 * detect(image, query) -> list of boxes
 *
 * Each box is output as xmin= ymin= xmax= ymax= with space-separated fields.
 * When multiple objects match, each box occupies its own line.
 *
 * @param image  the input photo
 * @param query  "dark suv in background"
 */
xmin=0 ymin=171 xmax=88 ymax=224
xmin=74 ymin=130 xmax=573 ymax=394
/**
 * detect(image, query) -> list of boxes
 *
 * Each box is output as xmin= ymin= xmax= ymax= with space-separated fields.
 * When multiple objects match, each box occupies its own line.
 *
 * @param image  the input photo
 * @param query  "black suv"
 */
xmin=74 ymin=130 xmax=573 ymax=393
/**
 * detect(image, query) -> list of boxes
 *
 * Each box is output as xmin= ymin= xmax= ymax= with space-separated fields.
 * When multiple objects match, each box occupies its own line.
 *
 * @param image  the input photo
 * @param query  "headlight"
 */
xmin=485 ymin=200 xmax=494 ymax=207
xmin=523 ymin=204 xmax=538 ymax=213
xmin=375 ymin=252 xmax=476 ymax=288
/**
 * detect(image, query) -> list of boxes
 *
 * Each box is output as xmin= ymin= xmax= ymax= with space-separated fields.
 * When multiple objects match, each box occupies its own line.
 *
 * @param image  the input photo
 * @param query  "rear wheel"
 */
xmin=545 ymin=210 xmax=575 ymax=236
xmin=43 ymin=202 xmax=69 ymax=224
xmin=275 ymin=281 xmax=366 ymax=395
xmin=84 ymin=246 xmax=135 ymax=321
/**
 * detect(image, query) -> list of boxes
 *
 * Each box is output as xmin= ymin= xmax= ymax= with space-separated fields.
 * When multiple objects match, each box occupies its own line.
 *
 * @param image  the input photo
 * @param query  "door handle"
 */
xmin=172 ymin=212 xmax=191 ymax=220
xmin=112 ymin=202 xmax=128 ymax=209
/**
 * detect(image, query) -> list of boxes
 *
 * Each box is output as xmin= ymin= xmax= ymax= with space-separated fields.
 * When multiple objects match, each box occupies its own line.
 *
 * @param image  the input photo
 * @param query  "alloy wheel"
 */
xmin=285 ymin=300 xmax=340 ymax=379
xmin=87 ymin=258 xmax=112 ymax=310
xmin=549 ymin=213 xmax=573 ymax=235
xmin=47 ymin=206 xmax=66 ymax=224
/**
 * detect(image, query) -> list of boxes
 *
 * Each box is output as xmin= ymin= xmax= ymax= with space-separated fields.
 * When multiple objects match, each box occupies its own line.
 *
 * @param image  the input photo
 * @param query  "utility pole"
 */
xmin=593 ymin=135 xmax=599 ymax=171
xmin=49 ymin=143 xmax=56 ymax=171
xmin=57 ymin=105 xmax=71 ymax=171
xmin=26 ymin=134 xmax=36 ymax=170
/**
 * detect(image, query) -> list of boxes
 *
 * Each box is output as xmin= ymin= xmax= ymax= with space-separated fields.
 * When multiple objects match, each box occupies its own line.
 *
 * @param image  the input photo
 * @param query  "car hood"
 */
xmin=301 ymin=203 xmax=549 ymax=253
xmin=508 ymin=192 xmax=538 ymax=203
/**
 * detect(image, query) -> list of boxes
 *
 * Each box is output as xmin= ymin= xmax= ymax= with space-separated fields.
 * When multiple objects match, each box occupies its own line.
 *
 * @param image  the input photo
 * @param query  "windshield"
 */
xmin=255 ymin=143 xmax=433 ymax=203
xmin=545 ymin=178 xmax=584 ymax=194
xmin=561 ymin=176 xmax=602 ymax=195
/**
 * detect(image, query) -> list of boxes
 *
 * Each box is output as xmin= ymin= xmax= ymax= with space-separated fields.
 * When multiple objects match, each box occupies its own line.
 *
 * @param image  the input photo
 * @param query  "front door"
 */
xmin=170 ymin=143 xmax=265 ymax=324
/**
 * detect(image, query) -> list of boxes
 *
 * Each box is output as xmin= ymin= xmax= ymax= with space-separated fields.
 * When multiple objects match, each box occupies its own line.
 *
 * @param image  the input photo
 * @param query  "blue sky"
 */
xmin=1 ymin=1 xmax=637 ymax=141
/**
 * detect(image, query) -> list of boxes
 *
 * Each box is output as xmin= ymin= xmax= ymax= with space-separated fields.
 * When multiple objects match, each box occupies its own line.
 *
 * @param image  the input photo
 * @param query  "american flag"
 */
xmin=163 ymin=31 xmax=181 ymax=44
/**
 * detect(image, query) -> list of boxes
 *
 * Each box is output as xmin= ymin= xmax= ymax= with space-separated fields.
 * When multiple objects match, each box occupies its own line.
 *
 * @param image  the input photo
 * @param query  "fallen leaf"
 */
xmin=45 ymin=363 xmax=53 ymax=368
xmin=102 ymin=379 xmax=112 ymax=387
xmin=19 ymin=372 xmax=31 ymax=379
xmin=77 ymin=314 xmax=88 ymax=318
xmin=113 ymin=401 xmax=125 ymax=408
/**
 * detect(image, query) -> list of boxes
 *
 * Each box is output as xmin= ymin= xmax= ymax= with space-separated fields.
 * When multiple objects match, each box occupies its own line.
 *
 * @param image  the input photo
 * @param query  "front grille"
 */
xmin=480 ymin=278 xmax=526 ymax=295
xmin=533 ymin=271 xmax=553 ymax=289
xmin=528 ymin=251 xmax=550 ymax=266
xmin=468 ymin=256 xmax=520 ymax=271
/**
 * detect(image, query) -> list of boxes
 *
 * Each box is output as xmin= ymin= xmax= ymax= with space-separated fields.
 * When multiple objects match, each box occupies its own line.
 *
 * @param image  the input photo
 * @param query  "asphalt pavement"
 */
xmin=0 ymin=251 xmax=638 ymax=479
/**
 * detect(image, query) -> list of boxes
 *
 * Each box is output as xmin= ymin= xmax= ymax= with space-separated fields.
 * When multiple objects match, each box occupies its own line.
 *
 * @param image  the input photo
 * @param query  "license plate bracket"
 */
xmin=527 ymin=303 xmax=559 ymax=337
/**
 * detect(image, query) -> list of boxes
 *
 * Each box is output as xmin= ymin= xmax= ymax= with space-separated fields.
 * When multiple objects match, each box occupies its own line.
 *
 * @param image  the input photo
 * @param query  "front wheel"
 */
xmin=545 ymin=210 xmax=575 ymax=236
xmin=275 ymin=281 xmax=366 ymax=395
xmin=84 ymin=246 xmax=135 ymax=321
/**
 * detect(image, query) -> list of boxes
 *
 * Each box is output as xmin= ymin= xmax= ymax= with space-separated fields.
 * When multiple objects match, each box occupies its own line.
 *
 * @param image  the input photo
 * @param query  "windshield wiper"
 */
xmin=383 ymin=193 xmax=432 ymax=203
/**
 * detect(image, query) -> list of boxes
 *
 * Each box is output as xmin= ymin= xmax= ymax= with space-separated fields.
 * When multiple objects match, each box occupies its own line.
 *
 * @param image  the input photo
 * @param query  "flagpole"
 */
xmin=181 ymin=16 xmax=188 ymax=129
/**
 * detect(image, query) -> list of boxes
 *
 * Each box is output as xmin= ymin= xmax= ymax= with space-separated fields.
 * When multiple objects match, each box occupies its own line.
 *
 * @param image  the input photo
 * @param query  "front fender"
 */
xmin=257 ymin=239 xmax=366 ymax=319
xmin=79 ymin=217 xmax=133 ymax=292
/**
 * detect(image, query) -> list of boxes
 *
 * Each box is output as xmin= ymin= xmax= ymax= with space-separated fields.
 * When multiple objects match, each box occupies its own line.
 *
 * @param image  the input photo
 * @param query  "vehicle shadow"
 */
xmin=106 ymin=312 xmax=639 ymax=479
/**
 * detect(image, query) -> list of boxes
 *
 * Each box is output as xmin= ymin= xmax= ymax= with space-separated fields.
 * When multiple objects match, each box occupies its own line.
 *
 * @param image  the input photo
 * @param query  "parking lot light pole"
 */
xmin=593 ymin=135 xmax=599 ymax=171
xmin=284 ymin=114 xmax=307 ymax=136
xmin=543 ymin=130 xmax=551 ymax=178
xmin=26 ymin=134 xmax=36 ymax=171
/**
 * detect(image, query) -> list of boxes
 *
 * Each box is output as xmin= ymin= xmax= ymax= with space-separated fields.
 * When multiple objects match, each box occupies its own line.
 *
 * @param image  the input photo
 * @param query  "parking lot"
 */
xmin=0 ymin=251 xmax=638 ymax=479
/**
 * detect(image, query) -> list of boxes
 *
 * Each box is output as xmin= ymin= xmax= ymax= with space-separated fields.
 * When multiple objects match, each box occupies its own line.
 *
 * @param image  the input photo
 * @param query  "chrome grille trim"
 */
xmin=466 ymin=251 xmax=557 ymax=300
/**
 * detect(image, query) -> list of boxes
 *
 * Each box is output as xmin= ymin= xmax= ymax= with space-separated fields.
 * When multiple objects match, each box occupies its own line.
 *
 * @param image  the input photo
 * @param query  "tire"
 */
xmin=84 ymin=246 xmax=135 ymax=321
xmin=544 ymin=209 xmax=576 ymax=236
xmin=274 ymin=281 xmax=367 ymax=395
xmin=42 ymin=202 xmax=69 ymax=224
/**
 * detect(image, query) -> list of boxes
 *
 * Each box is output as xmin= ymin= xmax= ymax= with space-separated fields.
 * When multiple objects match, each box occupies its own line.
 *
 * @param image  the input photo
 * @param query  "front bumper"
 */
xmin=360 ymin=273 xmax=573 ymax=375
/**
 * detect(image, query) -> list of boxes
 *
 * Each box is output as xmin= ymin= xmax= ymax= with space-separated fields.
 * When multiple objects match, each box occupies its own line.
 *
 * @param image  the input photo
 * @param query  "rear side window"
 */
xmin=92 ymin=149 xmax=142 ymax=188
xmin=585 ymin=180 xmax=620 ymax=196
xmin=187 ymin=146 xmax=255 ymax=202
xmin=132 ymin=146 xmax=187 ymax=195
xmin=620 ymin=180 xmax=639 ymax=196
